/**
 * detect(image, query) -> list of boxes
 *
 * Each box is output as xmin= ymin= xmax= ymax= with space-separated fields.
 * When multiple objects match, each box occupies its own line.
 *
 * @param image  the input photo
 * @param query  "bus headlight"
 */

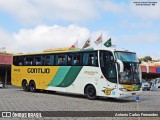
xmin=119 ymin=88 xmax=128 ymax=91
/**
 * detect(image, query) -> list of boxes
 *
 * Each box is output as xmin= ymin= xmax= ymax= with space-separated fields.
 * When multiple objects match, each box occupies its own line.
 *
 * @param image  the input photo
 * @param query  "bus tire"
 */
xmin=29 ymin=81 xmax=36 ymax=92
xmin=22 ymin=80 xmax=29 ymax=91
xmin=85 ymin=85 xmax=97 ymax=100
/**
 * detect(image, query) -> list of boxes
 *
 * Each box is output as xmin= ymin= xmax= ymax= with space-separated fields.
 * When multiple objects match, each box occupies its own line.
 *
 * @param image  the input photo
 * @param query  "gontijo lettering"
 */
xmin=27 ymin=68 xmax=50 ymax=74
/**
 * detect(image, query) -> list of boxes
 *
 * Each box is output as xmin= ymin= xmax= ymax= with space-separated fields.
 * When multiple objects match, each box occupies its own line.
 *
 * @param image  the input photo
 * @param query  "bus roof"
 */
xmin=94 ymin=47 xmax=134 ymax=53
xmin=13 ymin=47 xmax=135 ymax=56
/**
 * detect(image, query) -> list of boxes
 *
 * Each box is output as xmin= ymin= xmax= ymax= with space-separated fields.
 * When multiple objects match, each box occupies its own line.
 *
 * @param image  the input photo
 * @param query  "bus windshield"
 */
xmin=115 ymin=51 xmax=140 ymax=85
xmin=115 ymin=51 xmax=138 ymax=62
xmin=118 ymin=62 xmax=140 ymax=84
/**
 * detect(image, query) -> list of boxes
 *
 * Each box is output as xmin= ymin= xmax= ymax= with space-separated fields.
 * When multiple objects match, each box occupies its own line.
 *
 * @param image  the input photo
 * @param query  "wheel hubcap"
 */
xmin=88 ymin=89 xmax=95 ymax=96
xmin=23 ymin=82 xmax=27 ymax=90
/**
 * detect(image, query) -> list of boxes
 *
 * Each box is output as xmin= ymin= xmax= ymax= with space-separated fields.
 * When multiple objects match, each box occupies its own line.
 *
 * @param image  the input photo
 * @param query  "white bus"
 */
xmin=12 ymin=47 xmax=142 ymax=99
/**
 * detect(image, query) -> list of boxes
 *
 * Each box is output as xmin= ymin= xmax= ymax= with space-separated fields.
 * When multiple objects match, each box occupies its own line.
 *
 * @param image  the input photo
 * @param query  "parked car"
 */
xmin=0 ymin=82 xmax=4 ymax=88
xmin=156 ymin=78 xmax=160 ymax=88
xmin=152 ymin=78 xmax=160 ymax=88
xmin=142 ymin=79 xmax=150 ymax=90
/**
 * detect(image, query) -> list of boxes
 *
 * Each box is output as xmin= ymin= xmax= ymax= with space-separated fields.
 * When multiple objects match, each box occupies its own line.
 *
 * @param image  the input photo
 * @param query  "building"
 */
xmin=0 ymin=52 xmax=13 ymax=86
xmin=141 ymin=61 xmax=160 ymax=80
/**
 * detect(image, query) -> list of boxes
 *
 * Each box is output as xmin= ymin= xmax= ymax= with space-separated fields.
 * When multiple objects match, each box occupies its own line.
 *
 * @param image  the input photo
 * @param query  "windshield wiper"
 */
xmin=120 ymin=82 xmax=132 ymax=85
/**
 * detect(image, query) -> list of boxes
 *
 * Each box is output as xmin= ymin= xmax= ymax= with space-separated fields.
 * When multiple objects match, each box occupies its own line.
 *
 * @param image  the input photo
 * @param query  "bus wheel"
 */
xmin=29 ymin=81 xmax=36 ymax=92
xmin=22 ymin=80 xmax=28 ymax=91
xmin=85 ymin=85 xmax=97 ymax=100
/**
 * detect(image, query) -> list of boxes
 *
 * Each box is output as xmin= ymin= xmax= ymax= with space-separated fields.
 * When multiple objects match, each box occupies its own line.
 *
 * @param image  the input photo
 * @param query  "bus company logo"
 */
xmin=1 ymin=112 xmax=42 ymax=118
xmin=2 ymin=112 xmax=11 ymax=117
xmin=84 ymin=71 xmax=98 ymax=75
xmin=27 ymin=68 xmax=50 ymax=74
xmin=102 ymin=88 xmax=114 ymax=95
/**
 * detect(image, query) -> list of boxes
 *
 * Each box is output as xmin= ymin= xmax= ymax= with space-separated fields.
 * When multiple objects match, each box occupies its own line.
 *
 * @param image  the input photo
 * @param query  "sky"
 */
xmin=0 ymin=0 xmax=160 ymax=59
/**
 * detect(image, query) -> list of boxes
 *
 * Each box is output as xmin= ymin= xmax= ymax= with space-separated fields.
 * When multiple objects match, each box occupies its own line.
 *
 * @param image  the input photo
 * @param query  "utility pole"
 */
xmin=5 ymin=68 xmax=8 ymax=88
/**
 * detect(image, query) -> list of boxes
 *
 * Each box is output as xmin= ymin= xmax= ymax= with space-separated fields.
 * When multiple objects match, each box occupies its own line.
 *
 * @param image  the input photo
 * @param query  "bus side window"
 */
xmin=43 ymin=55 xmax=54 ymax=65
xmin=83 ymin=52 xmax=98 ymax=66
xmin=83 ymin=53 xmax=89 ymax=66
xmin=44 ymin=55 xmax=50 ymax=65
xmin=88 ymin=52 xmax=98 ymax=66
xmin=49 ymin=55 xmax=54 ymax=65
xmin=34 ymin=56 xmax=42 ymax=65
xmin=13 ymin=57 xmax=17 ymax=65
xmin=19 ymin=62 xmax=23 ymax=66
xmin=67 ymin=54 xmax=72 ymax=65
xmin=55 ymin=55 xmax=58 ymax=65
xmin=55 ymin=54 xmax=67 ymax=65
xmin=100 ymin=52 xmax=104 ymax=67
xmin=100 ymin=51 xmax=114 ymax=66
xmin=14 ymin=56 xmax=24 ymax=66
xmin=107 ymin=52 xmax=114 ymax=61
xmin=72 ymin=53 xmax=82 ymax=66
xmin=18 ymin=57 xmax=24 ymax=66
xmin=24 ymin=56 xmax=34 ymax=65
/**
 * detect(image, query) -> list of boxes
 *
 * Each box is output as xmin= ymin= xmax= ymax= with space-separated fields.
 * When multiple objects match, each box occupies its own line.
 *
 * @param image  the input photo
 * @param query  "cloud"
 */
xmin=0 ymin=28 xmax=12 ymax=48
xmin=1 ymin=24 xmax=159 ymax=60
xmin=4 ymin=25 xmax=90 ymax=52
xmin=0 ymin=0 xmax=159 ymax=27
xmin=0 ymin=0 xmax=99 ymax=25
xmin=1 ymin=24 xmax=111 ymax=53
xmin=0 ymin=0 xmax=39 ymax=25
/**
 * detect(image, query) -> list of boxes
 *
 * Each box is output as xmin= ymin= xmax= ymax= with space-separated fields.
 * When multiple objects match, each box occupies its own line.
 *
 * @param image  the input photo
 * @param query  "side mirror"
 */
xmin=117 ymin=59 xmax=124 ymax=73
xmin=141 ymin=61 xmax=149 ymax=73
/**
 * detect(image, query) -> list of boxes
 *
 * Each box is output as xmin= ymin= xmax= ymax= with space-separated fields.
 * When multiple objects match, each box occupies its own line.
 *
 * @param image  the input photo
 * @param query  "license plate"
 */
xmin=132 ymin=93 xmax=136 ymax=95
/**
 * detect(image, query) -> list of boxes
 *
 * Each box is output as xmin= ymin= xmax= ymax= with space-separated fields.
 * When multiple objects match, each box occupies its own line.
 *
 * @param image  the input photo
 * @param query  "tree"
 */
xmin=139 ymin=56 xmax=152 ymax=62
xmin=143 ymin=56 xmax=152 ymax=62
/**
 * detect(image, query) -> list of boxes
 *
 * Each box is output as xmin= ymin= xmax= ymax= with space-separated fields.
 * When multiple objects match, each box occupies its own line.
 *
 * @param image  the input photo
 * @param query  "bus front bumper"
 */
xmin=117 ymin=90 xmax=142 ymax=98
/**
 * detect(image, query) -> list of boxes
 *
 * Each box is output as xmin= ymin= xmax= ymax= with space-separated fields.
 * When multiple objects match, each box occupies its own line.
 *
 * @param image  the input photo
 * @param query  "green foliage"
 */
xmin=139 ymin=56 xmax=152 ymax=62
